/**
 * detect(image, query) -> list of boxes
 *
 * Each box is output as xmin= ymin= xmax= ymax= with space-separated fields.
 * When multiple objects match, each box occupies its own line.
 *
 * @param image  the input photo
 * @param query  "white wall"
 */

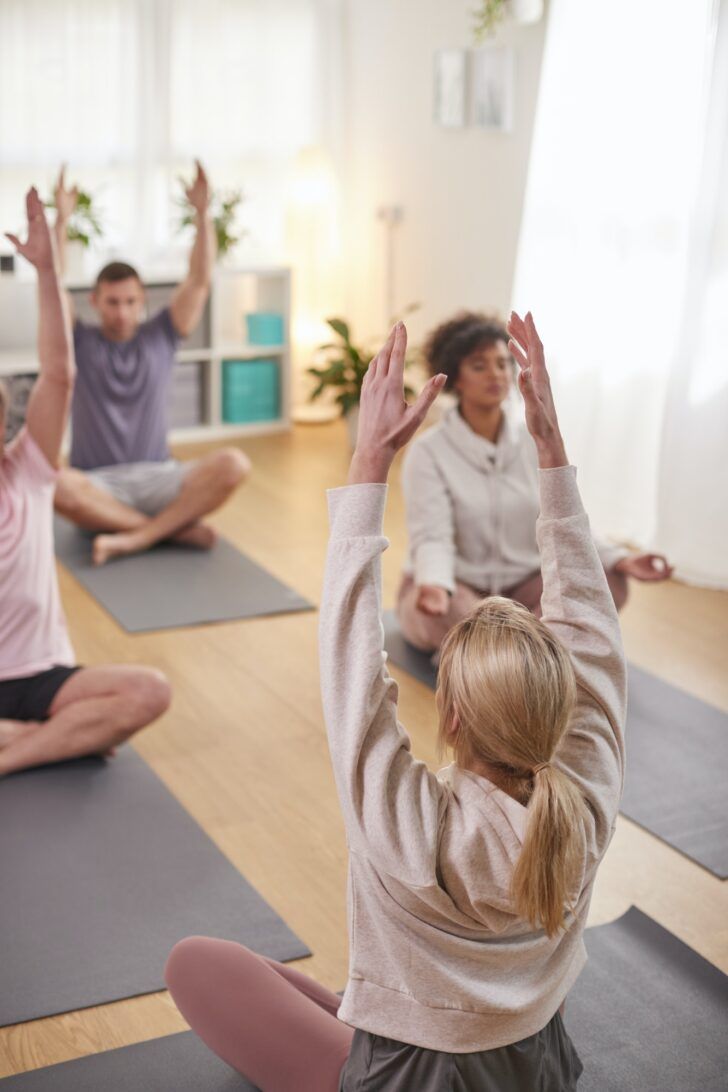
xmin=340 ymin=0 xmax=548 ymax=345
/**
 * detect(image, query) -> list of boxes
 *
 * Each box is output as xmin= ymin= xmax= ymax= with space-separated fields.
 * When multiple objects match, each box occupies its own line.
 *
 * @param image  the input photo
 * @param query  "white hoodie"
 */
xmin=402 ymin=403 xmax=627 ymax=595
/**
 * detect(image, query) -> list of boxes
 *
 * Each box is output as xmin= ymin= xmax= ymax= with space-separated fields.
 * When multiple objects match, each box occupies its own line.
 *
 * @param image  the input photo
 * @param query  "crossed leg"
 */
xmin=54 ymin=448 xmax=250 ymax=566
xmin=0 ymin=665 xmax=171 ymax=777
xmin=165 ymin=937 xmax=353 ymax=1092
xmin=396 ymin=564 xmax=629 ymax=656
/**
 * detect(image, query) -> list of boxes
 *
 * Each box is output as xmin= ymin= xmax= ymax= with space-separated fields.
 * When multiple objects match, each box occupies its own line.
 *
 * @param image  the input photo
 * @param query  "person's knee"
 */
xmin=396 ymin=604 xmax=438 ymax=654
xmin=119 ymin=667 xmax=172 ymax=735
xmin=165 ymin=935 xmax=211 ymax=996
xmin=165 ymin=936 xmax=252 ymax=1000
xmin=214 ymin=447 xmax=250 ymax=492
xmin=54 ymin=468 xmax=91 ymax=515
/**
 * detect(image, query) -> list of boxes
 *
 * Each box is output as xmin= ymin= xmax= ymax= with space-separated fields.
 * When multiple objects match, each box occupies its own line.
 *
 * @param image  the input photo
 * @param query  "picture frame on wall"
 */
xmin=433 ymin=49 xmax=467 ymax=128
xmin=470 ymin=47 xmax=514 ymax=132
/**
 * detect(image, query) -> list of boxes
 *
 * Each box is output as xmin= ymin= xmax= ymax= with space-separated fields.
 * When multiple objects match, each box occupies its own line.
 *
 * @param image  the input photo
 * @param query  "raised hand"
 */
xmin=185 ymin=160 xmax=211 ymax=216
xmin=348 ymin=322 xmax=446 ymax=484
xmin=615 ymin=553 xmax=673 ymax=582
xmin=506 ymin=310 xmax=567 ymax=468
xmin=54 ymin=165 xmax=78 ymax=223
xmin=416 ymin=585 xmax=450 ymax=617
xmin=5 ymin=188 xmax=56 ymax=273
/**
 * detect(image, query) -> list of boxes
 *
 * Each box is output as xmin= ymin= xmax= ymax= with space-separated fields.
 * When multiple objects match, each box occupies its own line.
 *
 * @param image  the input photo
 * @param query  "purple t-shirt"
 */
xmin=70 ymin=308 xmax=179 ymax=470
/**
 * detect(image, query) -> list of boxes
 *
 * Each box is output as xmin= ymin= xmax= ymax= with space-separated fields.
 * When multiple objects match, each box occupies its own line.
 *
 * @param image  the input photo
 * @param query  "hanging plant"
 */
xmin=472 ymin=0 xmax=507 ymax=41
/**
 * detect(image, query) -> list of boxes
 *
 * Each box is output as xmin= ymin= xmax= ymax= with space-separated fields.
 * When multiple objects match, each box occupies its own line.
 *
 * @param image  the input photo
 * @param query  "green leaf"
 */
xmin=326 ymin=317 xmax=351 ymax=343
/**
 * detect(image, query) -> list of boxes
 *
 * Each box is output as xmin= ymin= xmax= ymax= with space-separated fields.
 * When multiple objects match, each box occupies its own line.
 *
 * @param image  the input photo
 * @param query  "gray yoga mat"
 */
xmin=619 ymin=665 xmax=728 ymax=878
xmin=3 ymin=909 xmax=726 ymax=1091
xmin=383 ymin=610 xmax=728 ymax=877
xmin=383 ymin=609 xmax=438 ymax=688
xmin=53 ymin=516 xmax=314 ymax=633
xmin=0 ymin=747 xmax=310 ymax=1027
xmin=0 ymin=1032 xmax=254 ymax=1091
xmin=567 ymin=906 xmax=728 ymax=1091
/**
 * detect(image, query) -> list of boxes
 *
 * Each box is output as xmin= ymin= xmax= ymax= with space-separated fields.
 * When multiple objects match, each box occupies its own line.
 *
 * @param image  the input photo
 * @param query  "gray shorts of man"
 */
xmin=86 ymin=460 xmax=191 ymax=517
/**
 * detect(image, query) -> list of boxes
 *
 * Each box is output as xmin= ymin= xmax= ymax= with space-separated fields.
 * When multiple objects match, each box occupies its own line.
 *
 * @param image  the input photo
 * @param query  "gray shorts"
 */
xmin=86 ymin=460 xmax=190 ymax=517
xmin=340 ymin=1011 xmax=582 ymax=1091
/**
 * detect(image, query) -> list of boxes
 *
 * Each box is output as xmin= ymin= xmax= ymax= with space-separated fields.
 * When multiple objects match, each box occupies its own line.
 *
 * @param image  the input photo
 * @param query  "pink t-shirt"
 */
xmin=0 ymin=429 xmax=75 ymax=680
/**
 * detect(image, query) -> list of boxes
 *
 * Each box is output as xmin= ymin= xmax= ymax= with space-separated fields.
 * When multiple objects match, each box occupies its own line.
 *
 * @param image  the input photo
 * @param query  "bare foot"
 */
xmin=172 ymin=523 xmax=218 ymax=550
xmin=93 ymin=523 xmax=218 ymax=564
xmin=92 ymin=531 xmax=139 ymax=566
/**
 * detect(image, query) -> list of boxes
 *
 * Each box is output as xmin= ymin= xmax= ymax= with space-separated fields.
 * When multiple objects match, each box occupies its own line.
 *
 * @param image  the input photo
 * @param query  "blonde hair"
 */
xmin=437 ymin=597 xmax=587 ymax=937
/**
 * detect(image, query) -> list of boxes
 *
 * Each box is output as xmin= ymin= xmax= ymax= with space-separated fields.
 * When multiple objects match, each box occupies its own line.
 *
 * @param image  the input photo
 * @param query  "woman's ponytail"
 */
xmin=438 ymin=596 xmax=587 ymax=937
xmin=511 ymin=764 xmax=588 ymax=937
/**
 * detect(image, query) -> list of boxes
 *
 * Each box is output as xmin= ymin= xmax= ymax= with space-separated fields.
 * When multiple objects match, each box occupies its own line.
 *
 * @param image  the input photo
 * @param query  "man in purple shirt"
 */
xmin=51 ymin=163 xmax=249 ymax=565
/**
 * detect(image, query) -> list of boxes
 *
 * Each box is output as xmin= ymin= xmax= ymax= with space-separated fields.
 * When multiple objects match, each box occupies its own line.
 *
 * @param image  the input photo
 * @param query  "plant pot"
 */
xmin=345 ymin=405 xmax=359 ymax=450
xmin=509 ymin=0 xmax=544 ymax=24
xmin=65 ymin=240 xmax=87 ymax=283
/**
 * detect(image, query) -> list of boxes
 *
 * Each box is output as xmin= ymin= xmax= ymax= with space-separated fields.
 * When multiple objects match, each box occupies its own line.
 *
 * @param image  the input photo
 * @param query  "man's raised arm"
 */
xmin=170 ymin=161 xmax=216 ymax=338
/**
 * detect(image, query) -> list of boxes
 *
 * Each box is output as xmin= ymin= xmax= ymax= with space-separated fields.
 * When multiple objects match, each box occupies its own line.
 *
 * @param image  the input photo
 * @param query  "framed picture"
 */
xmin=433 ymin=49 xmax=467 ymax=128
xmin=470 ymin=47 xmax=514 ymax=132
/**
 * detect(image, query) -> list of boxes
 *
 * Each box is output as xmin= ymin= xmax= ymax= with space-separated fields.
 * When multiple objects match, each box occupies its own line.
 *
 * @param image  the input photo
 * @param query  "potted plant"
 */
xmin=307 ymin=310 xmax=419 ymax=448
xmin=176 ymin=184 xmax=246 ymax=260
xmin=473 ymin=0 xmax=543 ymax=40
xmin=45 ymin=186 xmax=104 ymax=280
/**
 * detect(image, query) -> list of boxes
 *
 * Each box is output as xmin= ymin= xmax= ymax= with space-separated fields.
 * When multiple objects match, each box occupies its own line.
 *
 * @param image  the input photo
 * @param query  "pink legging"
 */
xmin=397 ymin=567 xmax=628 ymax=653
xmin=165 ymin=937 xmax=353 ymax=1092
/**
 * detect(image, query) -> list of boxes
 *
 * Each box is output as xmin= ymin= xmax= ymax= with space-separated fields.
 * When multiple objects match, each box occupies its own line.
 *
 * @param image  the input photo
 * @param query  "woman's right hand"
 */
xmin=416 ymin=584 xmax=450 ymax=616
xmin=506 ymin=311 xmax=568 ymax=469
xmin=5 ymin=188 xmax=55 ymax=273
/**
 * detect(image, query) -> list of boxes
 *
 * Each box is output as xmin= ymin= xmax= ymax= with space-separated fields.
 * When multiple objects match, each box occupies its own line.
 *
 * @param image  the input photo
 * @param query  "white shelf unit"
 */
xmin=0 ymin=265 xmax=292 ymax=446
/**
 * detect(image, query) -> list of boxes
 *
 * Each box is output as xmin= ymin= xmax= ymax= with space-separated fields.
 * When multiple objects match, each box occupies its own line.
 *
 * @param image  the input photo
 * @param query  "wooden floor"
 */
xmin=2 ymin=420 xmax=727 ymax=1078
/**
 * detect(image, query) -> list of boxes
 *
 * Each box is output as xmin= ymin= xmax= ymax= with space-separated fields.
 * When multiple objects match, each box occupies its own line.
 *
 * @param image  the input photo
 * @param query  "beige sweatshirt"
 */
xmin=319 ymin=466 xmax=627 ymax=1052
xmin=402 ymin=403 xmax=628 ymax=594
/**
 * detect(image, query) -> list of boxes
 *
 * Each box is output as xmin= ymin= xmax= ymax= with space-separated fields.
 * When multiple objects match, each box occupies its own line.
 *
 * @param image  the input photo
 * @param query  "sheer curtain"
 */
xmin=0 ymin=0 xmax=341 ymax=266
xmin=0 ymin=0 xmax=140 ymax=254
xmin=512 ymin=0 xmax=727 ymax=586
xmin=655 ymin=2 xmax=728 ymax=587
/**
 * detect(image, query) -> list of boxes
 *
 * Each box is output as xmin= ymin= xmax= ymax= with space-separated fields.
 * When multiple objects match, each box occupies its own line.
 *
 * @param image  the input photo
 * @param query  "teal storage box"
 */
xmin=245 ymin=311 xmax=284 ymax=345
xmin=222 ymin=359 xmax=280 ymax=423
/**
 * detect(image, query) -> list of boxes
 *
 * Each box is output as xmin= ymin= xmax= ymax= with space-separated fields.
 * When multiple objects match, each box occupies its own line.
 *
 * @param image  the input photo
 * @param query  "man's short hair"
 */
xmin=95 ymin=261 xmax=142 ymax=289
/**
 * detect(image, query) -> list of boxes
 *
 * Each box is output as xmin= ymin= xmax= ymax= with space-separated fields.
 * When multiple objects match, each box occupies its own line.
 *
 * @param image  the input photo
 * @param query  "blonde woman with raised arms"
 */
xmin=165 ymin=312 xmax=625 ymax=1091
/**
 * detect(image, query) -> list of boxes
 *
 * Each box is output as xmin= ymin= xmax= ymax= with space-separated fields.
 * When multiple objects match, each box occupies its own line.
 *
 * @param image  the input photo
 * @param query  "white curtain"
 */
xmin=512 ymin=0 xmax=728 ymax=586
xmin=0 ymin=0 xmax=341 ymax=265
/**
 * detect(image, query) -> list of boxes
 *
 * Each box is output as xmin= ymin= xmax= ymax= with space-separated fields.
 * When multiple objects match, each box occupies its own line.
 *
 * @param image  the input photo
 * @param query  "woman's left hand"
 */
xmin=614 ymin=553 xmax=673 ymax=582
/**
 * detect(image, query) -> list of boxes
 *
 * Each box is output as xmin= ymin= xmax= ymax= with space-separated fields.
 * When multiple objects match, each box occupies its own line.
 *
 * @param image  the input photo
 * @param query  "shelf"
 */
xmin=0 ymin=349 xmax=38 ymax=377
xmin=175 ymin=348 xmax=214 ymax=363
xmin=215 ymin=344 xmax=286 ymax=360
xmin=1 ymin=264 xmax=292 ymax=441
xmin=0 ymin=347 xmax=286 ymax=375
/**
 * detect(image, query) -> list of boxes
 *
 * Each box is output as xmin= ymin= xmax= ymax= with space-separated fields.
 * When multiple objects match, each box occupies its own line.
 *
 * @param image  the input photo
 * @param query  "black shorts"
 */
xmin=0 ymin=665 xmax=81 ymax=722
